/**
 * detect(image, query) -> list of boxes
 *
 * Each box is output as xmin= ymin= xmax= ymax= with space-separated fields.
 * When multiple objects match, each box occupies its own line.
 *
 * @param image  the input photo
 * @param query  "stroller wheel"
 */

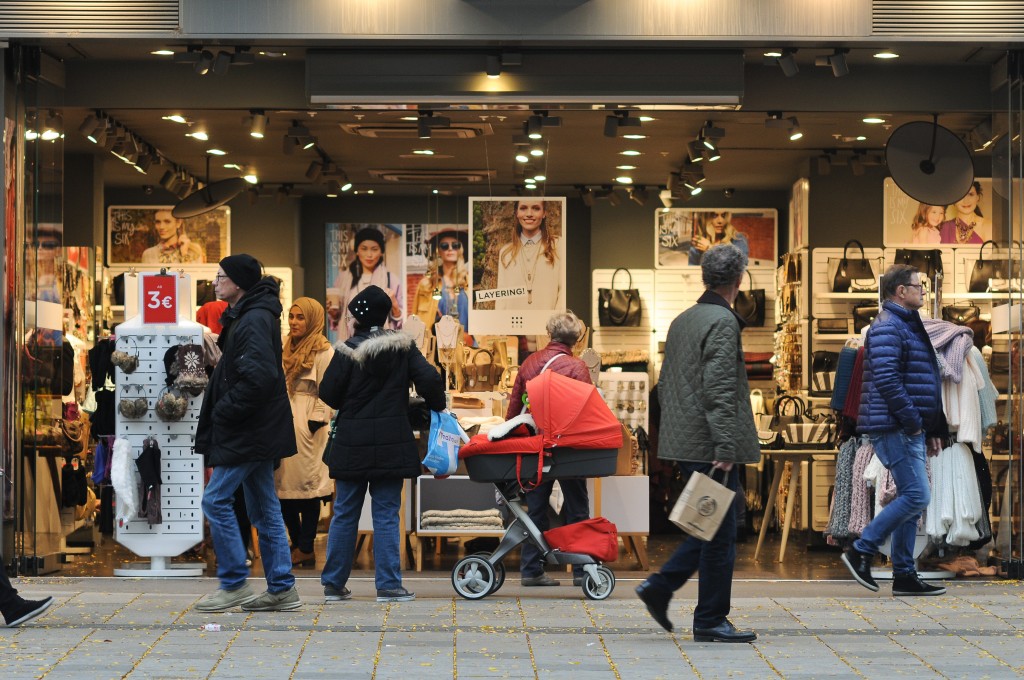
xmin=582 ymin=566 xmax=616 ymax=600
xmin=452 ymin=555 xmax=497 ymax=600
xmin=471 ymin=552 xmax=505 ymax=595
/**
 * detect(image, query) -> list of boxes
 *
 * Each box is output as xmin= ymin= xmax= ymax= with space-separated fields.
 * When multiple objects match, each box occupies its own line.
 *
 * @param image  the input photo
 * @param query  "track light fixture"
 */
xmin=700 ymin=121 xmax=726 ymax=140
xmin=817 ymin=153 xmax=832 ymax=175
xmin=604 ymin=110 xmax=642 ymax=138
xmin=249 ymin=111 xmax=268 ymax=138
xmin=194 ymin=49 xmax=214 ymax=75
xmin=212 ymin=50 xmax=233 ymax=75
xmin=687 ymin=140 xmax=706 ymax=163
xmin=485 ymin=54 xmax=501 ymax=79
xmin=629 ymin=186 xmax=648 ymax=206
xmin=788 ymin=118 xmax=804 ymax=141
xmin=607 ymin=189 xmax=621 ymax=207
xmin=276 ymin=184 xmax=292 ymax=204
xmin=776 ymin=49 xmax=799 ymax=77
xmin=659 ymin=189 xmax=674 ymax=209
xmin=175 ymin=45 xmax=255 ymax=75
xmin=815 ymin=49 xmax=850 ymax=77
xmin=417 ymin=111 xmax=451 ymax=140
xmin=306 ymin=161 xmax=323 ymax=182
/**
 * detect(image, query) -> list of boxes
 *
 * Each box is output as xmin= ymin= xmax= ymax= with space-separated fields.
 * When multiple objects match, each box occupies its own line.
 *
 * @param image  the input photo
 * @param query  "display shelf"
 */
xmin=942 ymin=292 xmax=1015 ymax=300
xmin=817 ymin=292 xmax=882 ymax=299
xmin=811 ymin=333 xmax=859 ymax=341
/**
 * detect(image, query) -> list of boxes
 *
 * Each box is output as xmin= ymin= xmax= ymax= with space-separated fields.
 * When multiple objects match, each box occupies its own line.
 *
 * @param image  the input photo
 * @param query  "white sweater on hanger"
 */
xmin=940 ymin=350 xmax=985 ymax=451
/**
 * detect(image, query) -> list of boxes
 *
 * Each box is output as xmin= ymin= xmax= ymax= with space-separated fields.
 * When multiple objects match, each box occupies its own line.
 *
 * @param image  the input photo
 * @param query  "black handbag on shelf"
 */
xmin=597 ymin=268 xmax=642 ymax=327
xmin=942 ymin=305 xmax=980 ymax=325
xmin=852 ymin=303 xmax=879 ymax=333
xmin=989 ymin=351 xmax=1011 ymax=393
xmin=770 ymin=395 xmax=808 ymax=432
xmin=969 ymin=240 xmax=1018 ymax=293
xmin=832 ymin=239 xmax=876 ymax=293
xmin=817 ymin=318 xmax=849 ymax=334
xmin=809 ymin=350 xmax=840 ymax=397
xmin=894 ymin=248 xmax=944 ymax=281
xmin=734 ymin=270 xmax=766 ymax=327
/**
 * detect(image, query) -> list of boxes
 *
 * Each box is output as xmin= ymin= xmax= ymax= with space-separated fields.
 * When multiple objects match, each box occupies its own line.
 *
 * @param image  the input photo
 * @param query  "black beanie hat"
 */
xmin=219 ymin=254 xmax=262 ymax=291
xmin=353 ymin=227 xmax=386 ymax=251
xmin=348 ymin=285 xmax=392 ymax=328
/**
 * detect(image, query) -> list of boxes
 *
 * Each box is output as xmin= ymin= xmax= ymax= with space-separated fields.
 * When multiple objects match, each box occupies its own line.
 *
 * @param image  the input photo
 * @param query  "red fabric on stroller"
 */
xmin=460 ymin=370 xmax=622 ymax=458
xmin=543 ymin=517 xmax=619 ymax=563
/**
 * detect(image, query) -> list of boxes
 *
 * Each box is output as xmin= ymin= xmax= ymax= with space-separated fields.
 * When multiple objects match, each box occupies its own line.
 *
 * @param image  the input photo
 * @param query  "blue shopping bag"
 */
xmin=423 ymin=410 xmax=469 ymax=476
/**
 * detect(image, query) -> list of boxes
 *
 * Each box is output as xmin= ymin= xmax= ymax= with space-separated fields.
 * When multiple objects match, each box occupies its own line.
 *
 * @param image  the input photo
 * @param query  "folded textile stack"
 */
xmin=420 ymin=508 xmax=504 ymax=530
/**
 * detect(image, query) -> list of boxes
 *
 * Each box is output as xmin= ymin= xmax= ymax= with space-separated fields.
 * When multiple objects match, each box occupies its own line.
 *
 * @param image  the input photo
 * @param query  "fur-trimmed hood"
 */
xmin=335 ymin=330 xmax=415 ymax=371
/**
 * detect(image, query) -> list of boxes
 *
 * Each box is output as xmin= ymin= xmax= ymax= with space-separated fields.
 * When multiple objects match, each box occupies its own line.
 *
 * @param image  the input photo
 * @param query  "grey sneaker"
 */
xmin=376 ymin=587 xmax=415 ymax=602
xmin=242 ymin=586 xmax=301 ymax=612
xmin=195 ymin=583 xmax=258 ymax=612
xmin=324 ymin=585 xmax=352 ymax=602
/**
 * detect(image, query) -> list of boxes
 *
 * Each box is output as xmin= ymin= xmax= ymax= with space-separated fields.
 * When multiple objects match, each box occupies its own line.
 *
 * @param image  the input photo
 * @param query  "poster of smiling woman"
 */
xmin=469 ymin=197 xmax=566 ymax=336
xmin=324 ymin=223 xmax=405 ymax=343
xmin=107 ymin=206 xmax=229 ymax=265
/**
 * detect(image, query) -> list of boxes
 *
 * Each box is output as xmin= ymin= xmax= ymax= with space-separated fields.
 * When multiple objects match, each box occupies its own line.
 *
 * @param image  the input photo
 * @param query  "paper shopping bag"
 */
xmin=669 ymin=470 xmax=736 ymax=541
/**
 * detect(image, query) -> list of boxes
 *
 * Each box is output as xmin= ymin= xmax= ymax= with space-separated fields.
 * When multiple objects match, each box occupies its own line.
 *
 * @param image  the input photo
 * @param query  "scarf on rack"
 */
xmin=923 ymin=318 xmax=973 ymax=383
xmin=283 ymin=297 xmax=332 ymax=390
xmin=971 ymin=347 xmax=999 ymax=430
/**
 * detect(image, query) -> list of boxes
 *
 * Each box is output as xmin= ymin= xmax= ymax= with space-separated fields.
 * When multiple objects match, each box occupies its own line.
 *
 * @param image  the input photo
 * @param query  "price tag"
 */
xmin=141 ymin=274 xmax=178 ymax=325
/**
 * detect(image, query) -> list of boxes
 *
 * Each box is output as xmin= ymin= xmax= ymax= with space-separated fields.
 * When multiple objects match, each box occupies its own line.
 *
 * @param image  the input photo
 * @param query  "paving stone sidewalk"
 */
xmin=2 ymin=578 xmax=1023 ymax=678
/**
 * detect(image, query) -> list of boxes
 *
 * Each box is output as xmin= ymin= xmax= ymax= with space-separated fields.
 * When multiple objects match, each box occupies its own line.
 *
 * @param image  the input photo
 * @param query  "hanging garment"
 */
xmin=848 ymin=438 xmax=875 ymax=536
xmin=970 ymin=347 xmax=1000 ymax=431
xmin=135 ymin=438 xmax=163 ymax=526
xmin=923 ymin=318 xmax=974 ymax=384
xmin=942 ymin=351 xmax=985 ymax=451
xmin=825 ymin=436 xmax=859 ymax=541
xmin=841 ymin=347 xmax=866 ymax=421
xmin=926 ymin=443 xmax=983 ymax=547
xmin=111 ymin=438 xmax=140 ymax=527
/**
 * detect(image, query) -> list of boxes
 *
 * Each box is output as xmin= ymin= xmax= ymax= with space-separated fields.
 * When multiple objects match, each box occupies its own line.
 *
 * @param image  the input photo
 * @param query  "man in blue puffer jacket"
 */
xmin=842 ymin=264 xmax=948 ymax=597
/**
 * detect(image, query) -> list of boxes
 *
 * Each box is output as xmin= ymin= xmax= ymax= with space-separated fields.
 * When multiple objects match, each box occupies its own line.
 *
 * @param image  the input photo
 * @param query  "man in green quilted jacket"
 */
xmin=636 ymin=243 xmax=761 ymax=643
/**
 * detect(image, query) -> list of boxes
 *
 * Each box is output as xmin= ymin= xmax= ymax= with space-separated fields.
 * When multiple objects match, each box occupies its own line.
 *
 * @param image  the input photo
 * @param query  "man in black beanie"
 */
xmin=195 ymin=254 xmax=301 ymax=612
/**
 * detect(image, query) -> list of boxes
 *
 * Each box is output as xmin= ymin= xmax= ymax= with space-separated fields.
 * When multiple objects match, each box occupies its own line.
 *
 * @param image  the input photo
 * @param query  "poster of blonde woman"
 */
xmin=656 ymin=208 xmax=777 ymax=268
xmin=469 ymin=197 xmax=566 ymax=335
xmin=883 ymin=177 xmax=997 ymax=246
xmin=324 ymin=223 xmax=405 ymax=343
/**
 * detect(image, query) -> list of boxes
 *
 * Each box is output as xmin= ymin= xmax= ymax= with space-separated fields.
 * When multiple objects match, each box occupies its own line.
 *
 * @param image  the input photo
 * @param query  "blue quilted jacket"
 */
xmin=857 ymin=301 xmax=944 ymax=436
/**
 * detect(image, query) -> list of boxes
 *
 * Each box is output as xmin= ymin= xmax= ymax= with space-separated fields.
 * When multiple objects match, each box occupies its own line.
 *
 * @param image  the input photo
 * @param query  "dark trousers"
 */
xmin=280 ymin=497 xmax=321 ymax=553
xmin=0 ymin=566 xmax=23 ymax=620
xmin=646 ymin=462 xmax=739 ymax=629
xmin=521 ymin=478 xmax=590 ymax=577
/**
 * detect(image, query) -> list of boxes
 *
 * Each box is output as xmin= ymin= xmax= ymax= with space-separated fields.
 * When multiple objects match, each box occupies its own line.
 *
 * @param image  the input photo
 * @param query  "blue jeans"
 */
xmin=854 ymin=431 xmax=930 ymax=575
xmin=322 ymin=478 xmax=403 ymax=591
xmin=202 ymin=461 xmax=295 ymax=593
xmin=646 ymin=463 xmax=739 ymax=629
xmin=522 ymin=478 xmax=590 ymax=578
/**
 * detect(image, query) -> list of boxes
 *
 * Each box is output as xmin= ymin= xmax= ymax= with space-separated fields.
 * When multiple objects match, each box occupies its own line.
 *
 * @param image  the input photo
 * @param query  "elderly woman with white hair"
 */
xmin=505 ymin=310 xmax=593 ymax=587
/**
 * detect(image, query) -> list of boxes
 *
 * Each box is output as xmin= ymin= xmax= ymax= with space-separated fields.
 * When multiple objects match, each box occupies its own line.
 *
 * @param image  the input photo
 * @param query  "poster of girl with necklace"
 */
xmin=883 ymin=177 xmax=999 ymax=246
xmin=469 ymin=197 xmax=566 ymax=335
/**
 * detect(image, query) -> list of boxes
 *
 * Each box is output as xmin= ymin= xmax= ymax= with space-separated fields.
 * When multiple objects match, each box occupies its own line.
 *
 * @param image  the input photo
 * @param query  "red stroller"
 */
xmin=452 ymin=370 xmax=623 ymax=600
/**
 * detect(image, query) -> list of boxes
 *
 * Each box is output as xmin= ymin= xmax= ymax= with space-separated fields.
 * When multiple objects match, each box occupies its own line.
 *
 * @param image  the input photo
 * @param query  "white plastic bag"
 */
xmin=111 ymin=437 xmax=141 ymax=527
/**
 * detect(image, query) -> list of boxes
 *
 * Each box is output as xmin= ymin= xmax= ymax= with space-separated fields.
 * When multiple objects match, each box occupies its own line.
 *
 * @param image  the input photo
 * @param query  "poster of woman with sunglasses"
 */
xmin=410 ymin=226 xmax=471 ymax=332
xmin=656 ymin=208 xmax=777 ymax=268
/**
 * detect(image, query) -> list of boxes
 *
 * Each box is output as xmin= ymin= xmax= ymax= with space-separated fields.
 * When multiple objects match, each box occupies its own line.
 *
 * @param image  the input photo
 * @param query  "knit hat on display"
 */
xmin=348 ymin=285 xmax=392 ymax=328
xmin=219 ymin=254 xmax=262 ymax=291
xmin=353 ymin=227 xmax=386 ymax=251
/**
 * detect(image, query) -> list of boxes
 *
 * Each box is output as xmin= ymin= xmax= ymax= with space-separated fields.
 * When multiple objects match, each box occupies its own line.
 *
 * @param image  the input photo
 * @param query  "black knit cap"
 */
xmin=348 ymin=284 xmax=392 ymax=328
xmin=353 ymin=227 xmax=385 ymax=251
xmin=219 ymin=254 xmax=262 ymax=291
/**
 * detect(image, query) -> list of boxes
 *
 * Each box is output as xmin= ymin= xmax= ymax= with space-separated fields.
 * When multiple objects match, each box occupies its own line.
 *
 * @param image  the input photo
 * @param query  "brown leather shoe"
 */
xmin=291 ymin=548 xmax=315 ymax=568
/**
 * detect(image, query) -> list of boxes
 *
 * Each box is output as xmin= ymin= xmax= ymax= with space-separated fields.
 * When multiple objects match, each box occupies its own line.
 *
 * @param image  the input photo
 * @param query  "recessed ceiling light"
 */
xmin=620 ymin=150 xmax=642 ymax=156
xmin=206 ymin=148 xmax=227 ymax=155
xmin=856 ymin=135 xmax=867 ymax=141
xmin=413 ymin=149 xmax=435 ymax=155
xmin=615 ymin=176 xmax=633 ymax=184
xmin=186 ymin=131 xmax=209 ymax=141
xmin=400 ymin=116 xmax=418 ymax=121
xmin=763 ymin=50 xmax=783 ymax=58
xmin=616 ymin=165 xmax=637 ymax=170
xmin=515 ymin=153 xmax=529 ymax=163
xmin=638 ymin=116 xmax=656 ymax=122
xmin=534 ymin=174 xmax=547 ymax=181
xmin=162 ymin=115 xmax=187 ymax=124
xmin=258 ymin=51 xmax=287 ymax=57
xmin=863 ymin=116 xmax=886 ymax=124
xmin=873 ymin=51 xmax=899 ymax=59
xmin=432 ymin=189 xmax=439 ymax=194
xmin=623 ymin=134 xmax=647 ymax=140
xmin=529 ymin=148 xmax=544 ymax=157
xmin=151 ymin=49 xmax=174 ymax=56
xmin=326 ymin=193 xmax=338 ymax=198
xmin=243 ymin=170 xmax=259 ymax=184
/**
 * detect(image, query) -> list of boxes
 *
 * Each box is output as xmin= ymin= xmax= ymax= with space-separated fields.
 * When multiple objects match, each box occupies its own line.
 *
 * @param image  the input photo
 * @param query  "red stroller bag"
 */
xmin=542 ymin=517 xmax=619 ymax=563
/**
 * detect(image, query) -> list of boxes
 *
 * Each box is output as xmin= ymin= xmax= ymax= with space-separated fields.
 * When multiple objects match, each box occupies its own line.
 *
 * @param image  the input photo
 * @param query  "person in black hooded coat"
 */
xmin=319 ymin=285 xmax=445 ymax=603
xmin=194 ymin=255 xmax=300 ymax=613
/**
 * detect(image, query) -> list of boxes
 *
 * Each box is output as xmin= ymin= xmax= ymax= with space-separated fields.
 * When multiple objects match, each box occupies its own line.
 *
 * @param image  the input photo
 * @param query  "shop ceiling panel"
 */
xmin=873 ymin=1 xmax=1024 ymax=36
xmin=307 ymin=50 xmax=744 ymax=106
xmin=181 ymin=0 xmax=869 ymax=39
xmin=0 ymin=1 xmax=178 ymax=35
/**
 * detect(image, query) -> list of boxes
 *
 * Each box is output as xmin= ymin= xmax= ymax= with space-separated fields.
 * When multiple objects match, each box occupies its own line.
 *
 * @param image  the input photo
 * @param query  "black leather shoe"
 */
xmin=893 ymin=573 xmax=946 ymax=596
xmin=693 ymin=619 xmax=757 ymax=643
xmin=635 ymin=582 xmax=673 ymax=632
xmin=841 ymin=546 xmax=879 ymax=592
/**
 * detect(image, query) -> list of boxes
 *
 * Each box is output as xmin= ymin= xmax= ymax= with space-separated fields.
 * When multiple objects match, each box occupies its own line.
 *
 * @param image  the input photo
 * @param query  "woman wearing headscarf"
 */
xmin=274 ymin=297 xmax=335 ymax=568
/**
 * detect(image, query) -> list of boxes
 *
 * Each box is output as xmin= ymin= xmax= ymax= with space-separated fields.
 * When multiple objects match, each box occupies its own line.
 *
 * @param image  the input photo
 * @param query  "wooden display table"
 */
xmin=754 ymin=449 xmax=836 ymax=563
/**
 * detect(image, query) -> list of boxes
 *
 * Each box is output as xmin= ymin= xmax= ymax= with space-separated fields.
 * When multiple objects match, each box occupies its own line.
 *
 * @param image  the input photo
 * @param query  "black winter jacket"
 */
xmin=195 ymin=277 xmax=297 ymax=466
xmin=321 ymin=329 xmax=445 ymax=481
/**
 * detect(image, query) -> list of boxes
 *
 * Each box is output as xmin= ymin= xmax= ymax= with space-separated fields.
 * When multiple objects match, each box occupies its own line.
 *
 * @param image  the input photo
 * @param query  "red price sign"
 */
xmin=141 ymin=274 xmax=178 ymax=325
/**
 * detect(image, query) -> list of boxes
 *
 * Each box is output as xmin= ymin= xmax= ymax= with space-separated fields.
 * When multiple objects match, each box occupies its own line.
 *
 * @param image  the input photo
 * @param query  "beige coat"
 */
xmin=274 ymin=347 xmax=335 ymax=499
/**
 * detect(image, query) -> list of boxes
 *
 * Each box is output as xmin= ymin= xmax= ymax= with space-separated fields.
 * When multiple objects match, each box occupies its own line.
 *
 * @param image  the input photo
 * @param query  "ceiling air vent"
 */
xmin=340 ymin=124 xmax=494 ymax=140
xmin=0 ymin=1 xmax=178 ymax=34
xmin=369 ymin=169 xmax=496 ymax=183
xmin=873 ymin=1 xmax=1024 ymax=36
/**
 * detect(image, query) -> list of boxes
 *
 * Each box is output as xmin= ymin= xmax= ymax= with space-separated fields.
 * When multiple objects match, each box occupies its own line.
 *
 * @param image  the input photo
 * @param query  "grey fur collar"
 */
xmin=333 ymin=331 xmax=414 ymax=366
